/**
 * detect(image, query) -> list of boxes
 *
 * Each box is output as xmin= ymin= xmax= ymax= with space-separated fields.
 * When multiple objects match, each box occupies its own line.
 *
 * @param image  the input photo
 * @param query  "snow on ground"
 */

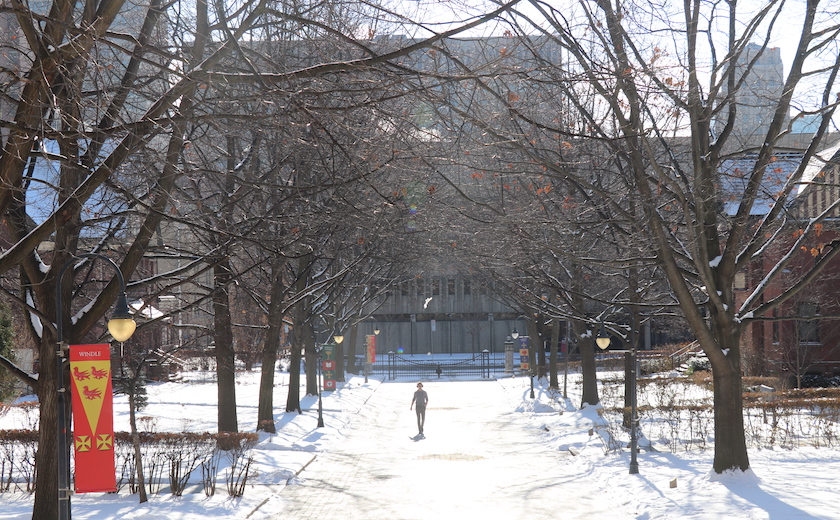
xmin=2 ymin=365 xmax=840 ymax=519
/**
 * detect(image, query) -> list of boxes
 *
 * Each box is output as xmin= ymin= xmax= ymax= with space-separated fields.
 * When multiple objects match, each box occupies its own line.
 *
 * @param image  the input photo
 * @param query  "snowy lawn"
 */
xmin=1 ymin=368 xmax=839 ymax=519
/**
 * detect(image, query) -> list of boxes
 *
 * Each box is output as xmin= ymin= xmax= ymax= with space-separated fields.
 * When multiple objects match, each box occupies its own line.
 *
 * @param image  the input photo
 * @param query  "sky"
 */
xmin=2 ymin=360 xmax=840 ymax=519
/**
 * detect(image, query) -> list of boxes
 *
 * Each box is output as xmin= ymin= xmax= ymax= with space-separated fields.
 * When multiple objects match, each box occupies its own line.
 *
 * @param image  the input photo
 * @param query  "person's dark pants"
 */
xmin=415 ymin=405 xmax=426 ymax=434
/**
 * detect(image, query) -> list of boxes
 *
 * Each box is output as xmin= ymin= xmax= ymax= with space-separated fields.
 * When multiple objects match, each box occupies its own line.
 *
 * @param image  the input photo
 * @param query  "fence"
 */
xmin=0 ymin=431 xmax=258 ymax=496
xmin=359 ymin=351 xmax=498 ymax=380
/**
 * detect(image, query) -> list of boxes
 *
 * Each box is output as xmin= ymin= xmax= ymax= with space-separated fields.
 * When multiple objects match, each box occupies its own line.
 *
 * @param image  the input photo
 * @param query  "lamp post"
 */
xmin=317 ymin=329 xmax=343 ymax=428
xmin=512 ymin=327 xmax=536 ymax=399
xmin=595 ymin=320 xmax=639 ymax=474
xmin=595 ymin=322 xmax=611 ymax=350
xmin=370 ymin=325 xmax=379 ymax=383
xmin=57 ymin=253 xmax=136 ymax=520
xmin=504 ymin=327 xmax=516 ymax=374
xmin=316 ymin=344 xmax=325 ymax=428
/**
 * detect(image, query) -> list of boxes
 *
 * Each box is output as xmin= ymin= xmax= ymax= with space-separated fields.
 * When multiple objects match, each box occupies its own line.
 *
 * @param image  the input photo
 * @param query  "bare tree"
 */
xmin=375 ymin=0 xmax=840 ymax=476
xmin=468 ymin=0 xmax=840 ymax=473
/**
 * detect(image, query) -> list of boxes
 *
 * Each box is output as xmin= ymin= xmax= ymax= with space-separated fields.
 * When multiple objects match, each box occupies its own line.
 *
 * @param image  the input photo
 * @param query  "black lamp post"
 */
xmin=595 ymin=320 xmax=639 ymax=474
xmin=370 ymin=325 xmax=380 ymax=383
xmin=511 ymin=327 xmax=535 ymax=398
xmin=316 ymin=344 xmax=324 ymax=428
xmin=529 ymin=364 xmax=535 ymax=398
xmin=57 ymin=254 xmax=136 ymax=520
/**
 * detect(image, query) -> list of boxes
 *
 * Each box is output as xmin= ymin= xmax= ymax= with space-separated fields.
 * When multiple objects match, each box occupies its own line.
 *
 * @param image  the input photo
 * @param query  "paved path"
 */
xmin=271 ymin=380 xmax=619 ymax=520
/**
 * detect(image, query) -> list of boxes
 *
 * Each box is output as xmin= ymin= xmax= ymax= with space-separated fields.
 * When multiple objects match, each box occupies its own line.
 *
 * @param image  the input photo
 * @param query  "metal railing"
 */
xmin=360 ymin=351 xmax=497 ymax=380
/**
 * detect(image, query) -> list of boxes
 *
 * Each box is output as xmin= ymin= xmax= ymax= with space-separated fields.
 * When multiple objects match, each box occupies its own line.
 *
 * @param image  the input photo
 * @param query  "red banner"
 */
xmin=69 ymin=344 xmax=116 ymax=493
xmin=366 ymin=334 xmax=376 ymax=364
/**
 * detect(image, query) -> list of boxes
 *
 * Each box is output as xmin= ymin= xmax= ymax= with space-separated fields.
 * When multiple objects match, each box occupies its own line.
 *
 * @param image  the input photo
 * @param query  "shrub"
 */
xmin=0 ymin=431 xmax=259 ymax=497
xmin=800 ymin=374 xmax=840 ymax=388
xmin=684 ymin=355 xmax=711 ymax=374
xmin=640 ymin=356 xmax=672 ymax=375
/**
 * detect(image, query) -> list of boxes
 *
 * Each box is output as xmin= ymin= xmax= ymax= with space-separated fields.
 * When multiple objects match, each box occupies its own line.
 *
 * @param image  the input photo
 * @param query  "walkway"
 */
xmin=272 ymin=379 xmax=619 ymax=519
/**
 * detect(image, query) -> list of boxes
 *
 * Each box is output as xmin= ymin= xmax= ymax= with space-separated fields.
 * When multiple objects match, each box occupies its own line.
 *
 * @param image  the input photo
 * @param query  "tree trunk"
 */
xmin=305 ymin=320 xmax=318 ymax=396
xmin=286 ymin=255 xmax=312 ymax=413
xmin=576 ymin=315 xmax=600 ymax=407
xmin=257 ymin=257 xmax=285 ymax=432
xmin=549 ymin=318 xmax=559 ymax=389
xmin=213 ymin=258 xmax=238 ymax=433
xmin=129 ymin=385 xmax=148 ymax=503
xmin=624 ymin=276 xmax=641 ymax=429
xmin=623 ymin=352 xmax=633 ymax=429
xmin=526 ymin=316 xmax=540 ymax=389
xmin=256 ymin=340 xmax=279 ymax=432
xmin=712 ymin=359 xmax=750 ymax=472
xmin=285 ymin=310 xmax=303 ymax=413
xmin=346 ymin=326 xmax=359 ymax=374
xmin=32 ymin=334 xmax=59 ymax=520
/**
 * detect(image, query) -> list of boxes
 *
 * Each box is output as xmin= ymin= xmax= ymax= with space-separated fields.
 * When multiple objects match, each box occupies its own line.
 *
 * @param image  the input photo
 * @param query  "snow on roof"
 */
xmin=795 ymin=139 xmax=840 ymax=197
xmin=719 ymin=152 xmax=803 ymax=215
xmin=130 ymin=300 xmax=165 ymax=320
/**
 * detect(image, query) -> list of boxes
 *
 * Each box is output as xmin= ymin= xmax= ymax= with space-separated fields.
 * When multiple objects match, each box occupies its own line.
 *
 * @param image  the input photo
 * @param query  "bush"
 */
xmin=640 ymin=356 xmax=672 ymax=376
xmin=684 ymin=355 xmax=711 ymax=374
xmin=800 ymin=374 xmax=840 ymax=388
xmin=2 ymin=431 xmax=258 ymax=497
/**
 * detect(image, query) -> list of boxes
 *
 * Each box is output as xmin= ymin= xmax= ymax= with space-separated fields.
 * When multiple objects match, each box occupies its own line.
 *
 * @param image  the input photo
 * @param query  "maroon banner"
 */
xmin=366 ymin=334 xmax=376 ymax=364
xmin=69 ymin=344 xmax=116 ymax=493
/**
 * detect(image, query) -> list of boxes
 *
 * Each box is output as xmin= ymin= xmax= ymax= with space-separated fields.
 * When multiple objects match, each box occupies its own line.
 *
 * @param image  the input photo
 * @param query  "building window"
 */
xmin=463 ymin=280 xmax=471 ymax=296
xmin=799 ymin=303 xmax=819 ymax=343
xmin=448 ymin=279 xmax=455 ymax=296
xmin=432 ymin=278 xmax=440 ymax=296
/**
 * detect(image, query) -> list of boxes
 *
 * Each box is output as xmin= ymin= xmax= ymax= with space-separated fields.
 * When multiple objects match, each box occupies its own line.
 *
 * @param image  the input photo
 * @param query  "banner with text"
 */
xmin=69 ymin=344 xmax=116 ymax=493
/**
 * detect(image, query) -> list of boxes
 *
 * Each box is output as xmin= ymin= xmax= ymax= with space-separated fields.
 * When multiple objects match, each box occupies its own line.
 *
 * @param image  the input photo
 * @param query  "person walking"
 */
xmin=410 ymin=382 xmax=428 ymax=436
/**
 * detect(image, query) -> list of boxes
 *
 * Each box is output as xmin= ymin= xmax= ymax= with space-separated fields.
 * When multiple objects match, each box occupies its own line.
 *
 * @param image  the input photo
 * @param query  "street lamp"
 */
xmin=371 ymin=326 xmax=379 ymax=383
xmin=529 ymin=361 xmax=535 ymax=399
xmin=510 ymin=327 xmax=535 ymax=397
xmin=594 ymin=320 xmax=639 ymax=474
xmin=596 ymin=323 xmax=611 ymax=350
xmin=316 ymin=345 xmax=325 ymax=428
xmin=56 ymin=253 xmax=136 ymax=520
xmin=317 ymin=329 xmax=343 ymax=428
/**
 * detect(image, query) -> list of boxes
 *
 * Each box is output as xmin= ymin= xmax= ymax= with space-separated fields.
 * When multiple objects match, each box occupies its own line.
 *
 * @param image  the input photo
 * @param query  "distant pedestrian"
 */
xmin=410 ymin=382 xmax=428 ymax=435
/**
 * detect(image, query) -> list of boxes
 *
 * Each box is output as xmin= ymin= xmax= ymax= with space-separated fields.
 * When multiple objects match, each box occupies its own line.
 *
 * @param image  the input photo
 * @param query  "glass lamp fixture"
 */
xmin=107 ymin=293 xmax=136 ymax=342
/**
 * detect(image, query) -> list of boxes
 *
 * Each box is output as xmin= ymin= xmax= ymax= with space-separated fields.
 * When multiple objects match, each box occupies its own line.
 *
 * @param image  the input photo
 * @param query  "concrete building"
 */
xmin=716 ymin=43 xmax=786 ymax=140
